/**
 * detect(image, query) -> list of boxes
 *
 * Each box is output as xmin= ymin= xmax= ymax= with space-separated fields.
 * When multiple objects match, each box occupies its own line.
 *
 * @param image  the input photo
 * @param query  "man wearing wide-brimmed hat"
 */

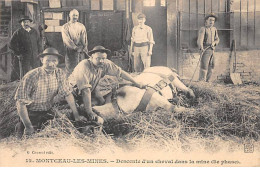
xmin=14 ymin=48 xmax=87 ymax=138
xmin=69 ymin=46 xmax=145 ymax=121
xmin=197 ymin=13 xmax=220 ymax=82
xmin=9 ymin=16 xmax=42 ymax=81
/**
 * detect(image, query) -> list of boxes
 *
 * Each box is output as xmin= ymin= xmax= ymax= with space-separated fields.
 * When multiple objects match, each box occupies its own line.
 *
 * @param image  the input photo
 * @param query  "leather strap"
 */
xmin=134 ymin=87 xmax=156 ymax=112
xmin=111 ymin=87 xmax=125 ymax=115
xmin=134 ymin=75 xmax=175 ymax=112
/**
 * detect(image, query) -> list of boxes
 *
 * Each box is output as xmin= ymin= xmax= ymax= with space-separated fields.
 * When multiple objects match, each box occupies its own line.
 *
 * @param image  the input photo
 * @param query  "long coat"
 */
xmin=9 ymin=27 xmax=42 ymax=81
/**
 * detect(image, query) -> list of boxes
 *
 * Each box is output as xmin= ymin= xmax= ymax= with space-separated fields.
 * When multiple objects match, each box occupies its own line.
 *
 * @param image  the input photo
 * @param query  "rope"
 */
xmin=187 ymin=46 xmax=211 ymax=88
xmin=175 ymin=46 xmax=211 ymax=108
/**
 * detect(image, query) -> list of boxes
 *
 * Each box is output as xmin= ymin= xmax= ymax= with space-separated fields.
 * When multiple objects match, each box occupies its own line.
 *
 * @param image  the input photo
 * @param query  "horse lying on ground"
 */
xmin=92 ymin=66 xmax=195 ymax=120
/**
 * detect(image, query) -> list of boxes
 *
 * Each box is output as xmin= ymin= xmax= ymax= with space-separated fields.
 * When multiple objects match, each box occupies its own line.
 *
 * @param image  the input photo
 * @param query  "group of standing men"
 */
xmin=9 ymin=10 xmax=155 ymax=81
xmin=9 ymin=8 xmax=219 ymax=137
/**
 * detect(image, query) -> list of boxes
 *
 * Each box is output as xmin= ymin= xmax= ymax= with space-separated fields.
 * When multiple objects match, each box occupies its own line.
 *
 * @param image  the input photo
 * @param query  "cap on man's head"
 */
xmin=19 ymin=16 xmax=33 ymax=23
xmin=88 ymin=46 xmax=111 ymax=56
xmin=137 ymin=13 xmax=146 ymax=19
xmin=205 ymin=13 xmax=217 ymax=22
xmin=38 ymin=48 xmax=63 ymax=60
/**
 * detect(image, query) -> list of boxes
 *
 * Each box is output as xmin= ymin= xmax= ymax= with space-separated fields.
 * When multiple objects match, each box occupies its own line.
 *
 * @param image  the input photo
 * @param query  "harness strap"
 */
xmin=134 ymin=87 xmax=156 ymax=112
xmin=111 ymin=87 xmax=125 ymax=115
xmin=134 ymin=74 xmax=175 ymax=112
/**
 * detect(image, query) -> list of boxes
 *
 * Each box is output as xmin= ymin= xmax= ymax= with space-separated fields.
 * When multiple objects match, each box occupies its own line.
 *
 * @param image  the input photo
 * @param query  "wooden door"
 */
xmin=84 ymin=11 xmax=124 ymax=53
xmin=143 ymin=0 xmax=167 ymax=66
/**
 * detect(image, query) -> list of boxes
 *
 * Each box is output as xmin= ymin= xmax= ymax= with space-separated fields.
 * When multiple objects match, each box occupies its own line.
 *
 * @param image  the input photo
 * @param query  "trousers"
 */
xmin=133 ymin=45 xmax=151 ymax=72
xmin=199 ymin=48 xmax=215 ymax=82
xmin=15 ymin=109 xmax=55 ymax=138
xmin=11 ymin=55 xmax=40 ymax=81
xmin=65 ymin=47 xmax=86 ymax=77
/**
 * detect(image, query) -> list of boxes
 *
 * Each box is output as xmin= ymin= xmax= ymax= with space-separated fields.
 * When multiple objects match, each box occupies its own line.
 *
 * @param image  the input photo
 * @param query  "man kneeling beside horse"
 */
xmin=15 ymin=46 xmax=195 ymax=137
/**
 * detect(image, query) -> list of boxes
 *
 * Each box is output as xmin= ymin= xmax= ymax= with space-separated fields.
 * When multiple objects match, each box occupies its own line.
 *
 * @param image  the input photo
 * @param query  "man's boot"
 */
xmin=199 ymin=69 xmax=207 ymax=81
xmin=206 ymin=67 xmax=213 ymax=82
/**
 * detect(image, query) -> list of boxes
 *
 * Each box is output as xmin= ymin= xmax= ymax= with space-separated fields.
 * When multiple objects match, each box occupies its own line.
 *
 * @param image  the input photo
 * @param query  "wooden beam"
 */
xmin=166 ymin=0 xmax=178 ymax=69
xmin=42 ymin=6 xmax=90 ymax=12
xmin=254 ymin=0 xmax=256 ymax=46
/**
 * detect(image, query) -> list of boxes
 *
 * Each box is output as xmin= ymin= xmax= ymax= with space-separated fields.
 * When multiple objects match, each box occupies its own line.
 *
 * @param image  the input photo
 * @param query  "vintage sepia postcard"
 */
xmin=0 ymin=0 xmax=259 ymax=167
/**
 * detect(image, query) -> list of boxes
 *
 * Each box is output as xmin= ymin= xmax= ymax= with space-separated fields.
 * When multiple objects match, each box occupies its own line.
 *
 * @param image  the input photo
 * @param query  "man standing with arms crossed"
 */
xmin=197 ymin=13 xmax=220 ymax=82
xmin=130 ymin=13 xmax=155 ymax=72
xmin=61 ymin=9 xmax=88 ymax=77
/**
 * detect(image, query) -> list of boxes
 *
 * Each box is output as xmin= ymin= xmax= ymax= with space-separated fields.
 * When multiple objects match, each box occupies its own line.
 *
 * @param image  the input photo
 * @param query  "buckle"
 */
xmin=157 ymin=80 xmax=168 ymax=89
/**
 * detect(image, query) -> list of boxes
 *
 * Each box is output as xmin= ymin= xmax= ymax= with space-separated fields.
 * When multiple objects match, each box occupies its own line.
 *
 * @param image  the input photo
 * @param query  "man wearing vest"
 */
xmin=197 ymin=13 xmax=220 ymax=82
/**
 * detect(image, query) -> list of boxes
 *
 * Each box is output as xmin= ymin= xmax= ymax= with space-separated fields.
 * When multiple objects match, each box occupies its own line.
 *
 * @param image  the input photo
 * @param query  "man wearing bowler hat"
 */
xmin=197 ymin=13 xmax=220 ymax=82
xmin=130 ymin=13 xmax=155 ymax=72
xmin=69 ymin=46 xmax=145 ymax=121
xmin=9 ymin=16 xmax=42 ymax=81
xmin=15 ymin=48 xmax=87 ymax=138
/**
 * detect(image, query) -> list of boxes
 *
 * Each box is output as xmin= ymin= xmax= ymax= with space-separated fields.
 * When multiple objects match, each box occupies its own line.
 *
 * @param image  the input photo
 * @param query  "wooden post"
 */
xmin=134 ymin=0 xmax=142 ymax=13
xmin=166 ymin=0 xmax=178 ymax=70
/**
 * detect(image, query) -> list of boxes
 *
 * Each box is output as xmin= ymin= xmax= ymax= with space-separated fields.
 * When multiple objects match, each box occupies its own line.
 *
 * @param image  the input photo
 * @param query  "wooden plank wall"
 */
xmin=179 ymin=0 xmax=231 ymax=51
xmin=40 ymin=0 xmax=90 ymax=8
xmin=233 ymin=0 xmax=259 ymax=50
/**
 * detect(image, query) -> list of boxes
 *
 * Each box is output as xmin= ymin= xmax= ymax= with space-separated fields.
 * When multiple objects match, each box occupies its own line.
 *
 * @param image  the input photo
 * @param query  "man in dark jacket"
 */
xmin=9 ymin=16 xmax=42 ymax=81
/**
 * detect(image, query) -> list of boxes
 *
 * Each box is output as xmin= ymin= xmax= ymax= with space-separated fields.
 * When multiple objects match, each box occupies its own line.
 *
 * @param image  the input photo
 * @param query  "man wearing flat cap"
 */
xmin=130 ymin=13 xmax=155 ymax=72
xmin=9 ymin=16 xmax=42 ymax=81
xmin=197 ymin=13 xmax=220 ymax=82
xmin=69 ymin=46 xmax=145 ymax=121
xmin=15 ymin=48 xmax=86 ymax=138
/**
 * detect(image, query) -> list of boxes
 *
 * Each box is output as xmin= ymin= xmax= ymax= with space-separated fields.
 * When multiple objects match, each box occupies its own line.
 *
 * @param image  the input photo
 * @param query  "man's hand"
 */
xmin=186 ymin=88 xmax=195 ymax=99
xmin=76 ymin=46 xmax=84 ymax=53
xmin=17 ymin=55 xmax=23 ymax=61
xmin=24 ymin=126 xmax=34 ymax=136
xmin=134 ymin=81 xmax=146 ymax=89
xmin=199 ymin=48 xmax=204 ymax=54
xmin=75 ymin=115 xmax=88 ymax=122
xmin=87 ymin=111 xmax=98 ymax=121
xmin=148 ymin=51 xmax=152 ymax=56
xmin=130 ymin=51 xmax=135 ymax=57
xmin=96 ymin=116 xmax=104 ymax=125
xmin=211 ymin=42 xmax=216 ymax=48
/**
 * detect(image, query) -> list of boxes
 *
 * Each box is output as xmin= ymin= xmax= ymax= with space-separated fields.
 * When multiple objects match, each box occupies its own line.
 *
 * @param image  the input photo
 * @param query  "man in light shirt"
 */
xmin=69 ymin=46 xmax=145 ymax=122
xmin=61 ymin=9 xmax=88 ymax=77
xmin=197 ymin=13 xmax=220 ymax=82
xmin=130 ymin=13 xmax=155 ymax=72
